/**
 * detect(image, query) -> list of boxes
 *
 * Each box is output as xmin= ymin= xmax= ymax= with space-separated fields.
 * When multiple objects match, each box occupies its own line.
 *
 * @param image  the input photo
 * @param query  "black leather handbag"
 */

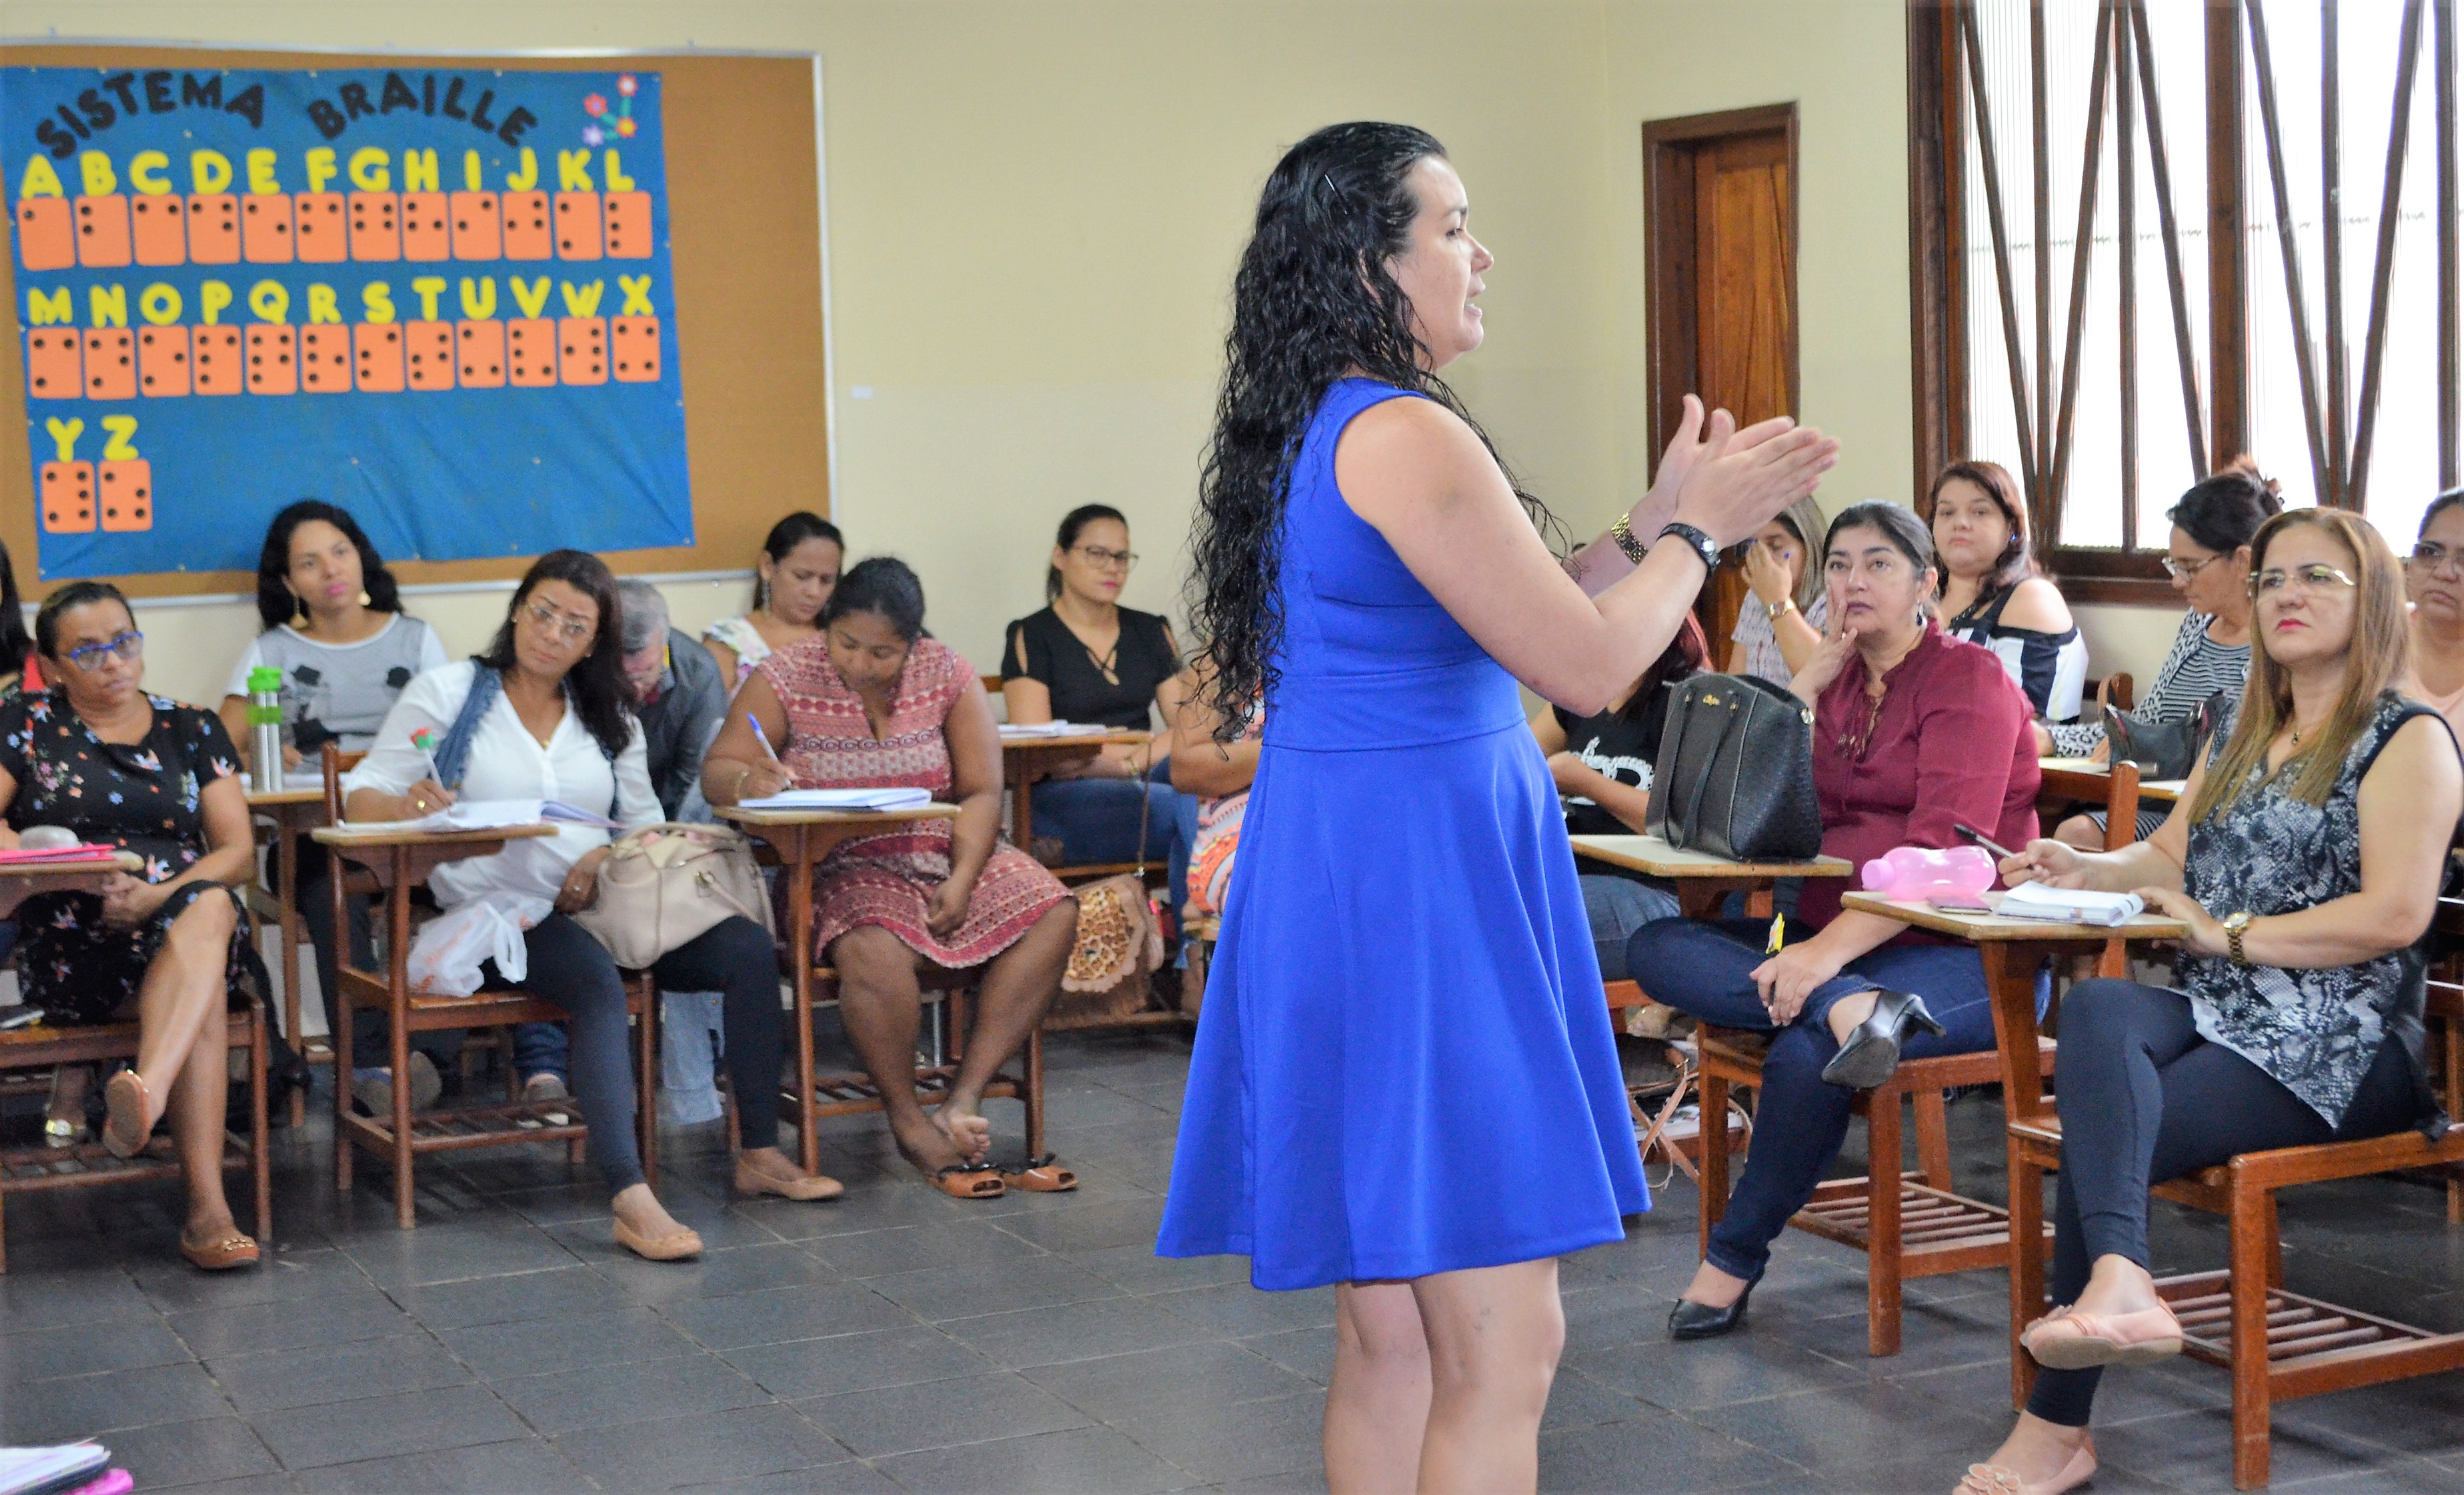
xmin=1645 ymin=673 xmax=1824 ymax=861
xmin=2102 ymin=690 xmax=2233 ymax=780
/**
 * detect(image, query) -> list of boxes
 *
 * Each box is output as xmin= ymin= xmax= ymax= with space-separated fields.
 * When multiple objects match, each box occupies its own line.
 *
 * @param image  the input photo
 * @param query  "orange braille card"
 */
xmin=552 ymin=192 xmax=601 ymax=260
xmin=455 ymin=319 xmax=506 ymax=388
xmin=192 ymin=325 xmax=242 ymax=395
xmin=24 ymin=327 xmax=80 ymax=399
xmin=506 ymin=318 xmax=557 ymax=386
xmin=241 ymin=194 xmax=294 ymax=263
xmin=501 ymin=191 xmax=551 ymax=260
xmin=609 ymin=316 xmax=660 ymax=382
xmin=603 ymin=192 xmax=652 ymax=259
xmin=187 ymin=194 xmax=239 ymax=263
xmin=75 ymin=195 xmax=131 ymax=268
xmin=40 ymin=461 xmax=95 ymax=533
xmin=349 ymin=191 xmax=399 ymax=261
xmin=246 ymin=324 xmax=297 ymax=395
xmin=557 ymin=317 xmax=606 ymax=385
xmin=404 ymin=321 xmax=453 ymax=390
xmin=15 ymin=196 xmax=73 ymax=270
xmin=138 ymin=325 xmax=191 ymax=397
xmin=450 ymin=190 xmax=500 ymax=260
xmin=401 ymin=192 xmax=450 ymax=261
xmin=353 ymin=323 xmax=405 ymax=392
xmin=82 ymin=328 xmax=135 ymax=401
xmin=98 ymin=460 xmax=153 ymax=531
xmin=299 ymin=325 xmax=351 ymax=392
xmin=293 ymin=192 xmax=346 ymax=263
xmin=131 ymin=195 xmax=187 ymax=266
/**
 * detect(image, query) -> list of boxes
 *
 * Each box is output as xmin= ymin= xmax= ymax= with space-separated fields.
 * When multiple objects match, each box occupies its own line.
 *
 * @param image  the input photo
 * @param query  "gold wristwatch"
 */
xmin=2223 ymin=910 xmax=2254 ymax=965
xmin=1764 ymin=597 xmax=1796 ymax=622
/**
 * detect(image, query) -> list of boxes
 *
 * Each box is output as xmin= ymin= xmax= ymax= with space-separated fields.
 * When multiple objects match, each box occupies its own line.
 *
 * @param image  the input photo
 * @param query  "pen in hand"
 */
xmin=1953 ymin=822 xmax=2019 ymax=862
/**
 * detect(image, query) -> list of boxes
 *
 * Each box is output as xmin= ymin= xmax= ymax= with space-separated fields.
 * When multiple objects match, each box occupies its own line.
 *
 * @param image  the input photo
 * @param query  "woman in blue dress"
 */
xmin=1156 ymin=122 xmax=1838 ymax=1493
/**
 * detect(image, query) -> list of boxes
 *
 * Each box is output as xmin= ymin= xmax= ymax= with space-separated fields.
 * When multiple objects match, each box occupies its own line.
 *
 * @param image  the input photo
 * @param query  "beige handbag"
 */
xmin=573 ymin=823 xmax=774 ymax=969
xmin=1045 ymin=874 xmax=1167 ymax=1029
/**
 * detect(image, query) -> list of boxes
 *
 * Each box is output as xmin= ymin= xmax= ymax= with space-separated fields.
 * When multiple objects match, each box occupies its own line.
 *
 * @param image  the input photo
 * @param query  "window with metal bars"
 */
xmin=1908 ymin=0 xmax=2461 ymax=603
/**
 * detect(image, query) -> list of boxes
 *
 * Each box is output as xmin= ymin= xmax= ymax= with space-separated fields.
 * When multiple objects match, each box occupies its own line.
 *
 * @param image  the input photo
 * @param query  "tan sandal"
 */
xmin=930 ymin=1164 xmax=1006 ymax=1200
xmin=102 ymin=1070 xmax=153 ymax=1160
xmin=1955 ymin=1436 xmax=2096 ymax=1494
xmin=2021 ymin=1301 xmax=2183 ymax=1370
xmin=735 ymin=1159 xmax=844 ymax=1202
xmin=612 ymin=1216 xmax=705 ymax=1261
xmin=998 ymin=1155 xmax=1078 ymax=1193
xmin=178 ymin=1230 xmax=261 ymax=1272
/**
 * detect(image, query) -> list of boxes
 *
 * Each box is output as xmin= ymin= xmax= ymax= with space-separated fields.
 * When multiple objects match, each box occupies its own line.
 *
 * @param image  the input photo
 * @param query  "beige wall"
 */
xmin=9 ymin=0 xmax=2186 ymax=706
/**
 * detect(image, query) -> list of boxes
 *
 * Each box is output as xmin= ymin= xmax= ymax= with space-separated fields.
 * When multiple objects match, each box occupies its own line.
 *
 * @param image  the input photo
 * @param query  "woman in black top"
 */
xmin=1003 ymin=505 xmax=1200 ymax=905
xmin=1525 ymin=614 xmax=1705 ymax=980
xmin=0 ymin=583 xmax=261 ymax=1271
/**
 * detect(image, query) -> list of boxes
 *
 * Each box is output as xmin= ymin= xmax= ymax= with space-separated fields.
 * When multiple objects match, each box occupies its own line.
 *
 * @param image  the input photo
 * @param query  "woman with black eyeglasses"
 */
xmin=2406 ymin=488 xmax=2464 ymax=748
xmin=1002 ymin=505 xmax=1200 ymax=902
xmin=2043 ymin=459 xmax=2279 ymax=848
xmin=0 ymin=583 xmax=262 ymax=1270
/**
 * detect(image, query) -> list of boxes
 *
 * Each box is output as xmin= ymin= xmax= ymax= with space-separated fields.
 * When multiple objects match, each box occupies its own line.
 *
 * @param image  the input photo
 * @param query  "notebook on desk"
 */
xmin=738 ymin=787 xmax=934 ymax=812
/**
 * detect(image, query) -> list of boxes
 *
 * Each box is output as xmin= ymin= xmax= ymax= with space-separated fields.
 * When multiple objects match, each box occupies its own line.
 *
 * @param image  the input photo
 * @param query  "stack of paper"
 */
xmin=998 ymin=721 xmax=1102 ymax=738
xmin=1998 ymin=882 xmax=2147 ymax=927
xmin=0 ymin=844 xmax=118 ymax=866
xmin=740 ymin=787 xmax=934 ymax=812
xmin=333 ymin=799 xmax=620 ymax=834
xmin=0 ymin=1443 xmax=110 ymax=1495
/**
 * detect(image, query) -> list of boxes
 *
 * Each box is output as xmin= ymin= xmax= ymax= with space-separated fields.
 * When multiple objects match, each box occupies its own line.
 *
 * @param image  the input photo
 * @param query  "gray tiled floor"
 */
xmin=4 ymin=1032 xmax=2460 ymax=1494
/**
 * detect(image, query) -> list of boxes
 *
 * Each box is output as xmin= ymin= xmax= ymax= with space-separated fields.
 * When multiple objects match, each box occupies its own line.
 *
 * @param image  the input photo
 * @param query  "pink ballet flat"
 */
xmin=2022 ymin=1301 xmax=2183 ymax=1370
xmin=1955 ymin=1436 xmax=2096 ymax=1494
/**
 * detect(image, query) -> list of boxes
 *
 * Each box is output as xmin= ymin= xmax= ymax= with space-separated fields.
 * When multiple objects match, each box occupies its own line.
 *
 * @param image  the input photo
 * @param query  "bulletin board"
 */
xmin=0 ymin=43 xmax=830 ymax=594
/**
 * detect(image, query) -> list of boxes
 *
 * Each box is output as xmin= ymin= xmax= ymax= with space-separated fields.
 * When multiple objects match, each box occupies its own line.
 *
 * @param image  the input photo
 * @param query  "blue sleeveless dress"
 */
xmin=1156 ymin=379 xmax=1650 ymax=1290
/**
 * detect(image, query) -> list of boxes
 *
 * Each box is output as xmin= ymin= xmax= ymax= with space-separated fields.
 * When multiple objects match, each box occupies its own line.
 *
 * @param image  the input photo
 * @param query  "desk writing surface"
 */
xmin=714 ymin=803 xmax=961 ymax=829
xmin=1840 ymin=890 xmax=2189 ymax=942
xmin=246 ymin=788 xmax=329 ymax=809
xmin=999 ymin=731 xmax=1147 ymax=754
xmin=1570 ymin=834 xmax=1853 ymax=880
xmin=2037 ymin=758 xmax=2184 ymax=804
xmin=0 ymin=852 xmax=142 ymax=875
xmin=312 ymin=823 xmax=559 ymax=848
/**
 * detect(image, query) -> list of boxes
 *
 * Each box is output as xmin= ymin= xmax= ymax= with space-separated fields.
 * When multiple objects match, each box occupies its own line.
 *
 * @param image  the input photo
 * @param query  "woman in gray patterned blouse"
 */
xmin=1951 ymin=507 xmax=2461 ymax=1495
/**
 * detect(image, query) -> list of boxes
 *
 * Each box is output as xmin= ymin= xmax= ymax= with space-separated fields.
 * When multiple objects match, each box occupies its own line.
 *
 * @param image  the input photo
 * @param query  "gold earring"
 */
xmin=357 ymin=589 xmax=371 ymax=607
xmin=289 ymin=590 xmax=307 ymax=627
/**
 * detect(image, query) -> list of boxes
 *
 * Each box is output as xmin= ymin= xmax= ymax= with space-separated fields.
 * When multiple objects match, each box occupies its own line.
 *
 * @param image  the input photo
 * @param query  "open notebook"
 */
xmin=1997 ymin=882 xmax=2148 ymax=928
xmin=0 ymin=1443 xmax=110 ymax=1495
xmin=330 ymin=799 xmax=622 ymax=834
xmin=738 ymin=787 xmax=935 ymax=812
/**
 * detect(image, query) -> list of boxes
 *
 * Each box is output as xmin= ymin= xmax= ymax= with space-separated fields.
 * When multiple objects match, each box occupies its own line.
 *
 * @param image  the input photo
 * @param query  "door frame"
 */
xmin=1642 ymin=101 xmax=1802 ymax=475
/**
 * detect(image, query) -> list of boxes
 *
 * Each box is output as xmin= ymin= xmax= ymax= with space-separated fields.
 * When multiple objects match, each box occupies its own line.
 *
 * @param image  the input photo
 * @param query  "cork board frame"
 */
xmin=0 ymin=41 xmax=831 ymax=597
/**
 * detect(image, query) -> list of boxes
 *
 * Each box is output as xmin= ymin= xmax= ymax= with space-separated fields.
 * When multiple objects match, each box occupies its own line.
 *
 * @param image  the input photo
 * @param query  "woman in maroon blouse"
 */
xmin=1628 ymin=501 xmax=2041 ymax=1340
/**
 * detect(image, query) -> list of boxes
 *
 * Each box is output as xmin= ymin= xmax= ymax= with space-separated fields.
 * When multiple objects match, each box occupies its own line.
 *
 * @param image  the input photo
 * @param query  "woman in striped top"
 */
xmin=2046 ymin=461 xmax=2278 ymax=846
xmin=1932 ymin=460 xmax=2089 ymax=721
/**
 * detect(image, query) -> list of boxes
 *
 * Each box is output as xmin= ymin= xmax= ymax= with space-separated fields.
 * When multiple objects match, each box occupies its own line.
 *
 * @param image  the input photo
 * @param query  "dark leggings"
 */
xmin=293 ymin=839 xmax=461 ymax=1072
xmin=2027 ymin=979 xmax=2420 ymax=1427
xmin=481 ymin=913 xmax=782 ymax=1194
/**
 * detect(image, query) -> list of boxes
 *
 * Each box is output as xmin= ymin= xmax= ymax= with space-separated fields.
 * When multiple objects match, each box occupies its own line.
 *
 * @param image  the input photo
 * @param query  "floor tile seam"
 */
xmin=1075 ymin=1396 xmax=1318 ymax=1491
xmin=1660 ymin=1403 xmax=1823 ymax=1478
xmin=643 ymin=1282 xmax=937 ymax=1354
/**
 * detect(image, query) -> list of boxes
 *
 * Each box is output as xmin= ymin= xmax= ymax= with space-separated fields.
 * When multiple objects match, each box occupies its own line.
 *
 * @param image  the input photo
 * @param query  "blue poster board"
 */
xmin=4 ymin=63 xmax=692 ymax=579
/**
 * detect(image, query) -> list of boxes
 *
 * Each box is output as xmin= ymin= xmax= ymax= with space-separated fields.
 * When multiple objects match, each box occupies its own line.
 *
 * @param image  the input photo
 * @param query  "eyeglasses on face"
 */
xmin=65 ymin=630 xmax=144 ymax=673
xmin=1074 ymin=545 xmax=1138 ymax=572
xmin=2161 ymin=553 xmax=2223 ymax=579
xmin=2411 ymin=542 xmax=2464 ymax=576
xmin=2252 ymin=563 xmax=2357 ymax=597
xmin=521 ymin=598 xmax=595 ymax=644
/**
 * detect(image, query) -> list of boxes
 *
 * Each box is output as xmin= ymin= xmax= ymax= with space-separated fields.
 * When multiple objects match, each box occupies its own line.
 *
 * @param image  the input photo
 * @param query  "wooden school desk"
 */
xmin=999 ymin=730 xmax=1150 ymax=858
xmin=1568 ymin=834 xmax=1851 ymax=918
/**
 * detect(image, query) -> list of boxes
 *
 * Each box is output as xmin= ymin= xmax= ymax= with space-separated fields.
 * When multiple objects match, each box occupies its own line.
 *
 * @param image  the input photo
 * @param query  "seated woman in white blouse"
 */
xmin=344 ymin=551 xmax=838 ymax=1263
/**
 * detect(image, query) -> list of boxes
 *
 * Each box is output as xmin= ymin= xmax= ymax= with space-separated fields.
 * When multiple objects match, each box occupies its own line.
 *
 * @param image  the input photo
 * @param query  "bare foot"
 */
xmin=1961 ymin=1413 xmax=2093 ymax=1492
xmin=1679 ymin=1260 xmax=1750 ymax=1309
xmin=2067 ymin=1254 xmax=2163 ymax=1318
xmin=888 ymin=1108 xmax=969 ymax=1178
xmin=933 ymin=1100 xmax=992 ymax=1165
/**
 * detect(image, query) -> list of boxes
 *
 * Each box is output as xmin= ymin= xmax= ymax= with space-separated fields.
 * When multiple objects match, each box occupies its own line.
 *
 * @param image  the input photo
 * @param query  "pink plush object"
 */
xmin=1859 ymin=844 xmax=1997 ymax=900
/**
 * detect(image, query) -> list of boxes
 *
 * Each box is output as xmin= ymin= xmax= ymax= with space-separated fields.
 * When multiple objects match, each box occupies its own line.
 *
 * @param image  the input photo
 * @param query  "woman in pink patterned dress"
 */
xmin=703 ymin=557 xmax=1078 ymax=1199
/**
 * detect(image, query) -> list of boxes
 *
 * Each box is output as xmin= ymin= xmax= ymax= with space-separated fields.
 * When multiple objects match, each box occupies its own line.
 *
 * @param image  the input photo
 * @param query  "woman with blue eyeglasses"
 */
xmin=0 ymin=582 xmax=263 ymax=1271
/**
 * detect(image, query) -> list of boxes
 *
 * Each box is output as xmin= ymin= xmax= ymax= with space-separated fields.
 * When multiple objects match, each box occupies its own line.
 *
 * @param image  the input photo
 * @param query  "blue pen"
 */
xmin=748 ymin=715 xmax=781 ymax=762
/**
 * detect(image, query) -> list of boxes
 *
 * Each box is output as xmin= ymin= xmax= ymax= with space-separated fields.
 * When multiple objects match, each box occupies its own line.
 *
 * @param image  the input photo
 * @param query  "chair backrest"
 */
xmin=319 ymin=743 xmax=369 ymax=821
xmin=2040 ymin=761 xmax=2142 ymax=851
xmin=980 ymin=673 xmax=1008 ymax=723
xmin=2092 ymin=672 xmax=2135 ymax=712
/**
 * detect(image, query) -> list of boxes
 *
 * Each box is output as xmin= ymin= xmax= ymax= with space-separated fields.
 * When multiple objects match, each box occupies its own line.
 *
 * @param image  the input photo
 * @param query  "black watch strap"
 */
xmin=1658 ymin=522 xmax=1721 ymax=576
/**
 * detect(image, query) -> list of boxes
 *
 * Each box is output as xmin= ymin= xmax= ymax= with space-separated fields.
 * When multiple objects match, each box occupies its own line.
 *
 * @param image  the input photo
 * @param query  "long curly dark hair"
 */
xmin=474 ymin=549 xmax=635 ymax=760
xmin=1186 ymin=122 xmax=1562 ymax=735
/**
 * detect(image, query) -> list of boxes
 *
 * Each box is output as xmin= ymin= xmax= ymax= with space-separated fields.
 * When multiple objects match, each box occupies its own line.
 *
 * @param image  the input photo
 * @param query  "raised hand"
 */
xmin=1740 ymin=536 xmax=1794 ymax=607
xmin=1788 ymin=619 xmax=1859 ymax=706
xmin=1670 ymin=407 xmax=1840 ymax=549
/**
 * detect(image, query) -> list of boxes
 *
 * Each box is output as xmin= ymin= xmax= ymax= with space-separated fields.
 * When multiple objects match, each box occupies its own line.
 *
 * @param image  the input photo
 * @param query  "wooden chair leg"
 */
xmin=390 ymin=998 xmax=415 ymax=1230
xmin=1025 ymin=1028 xmax=1046 ymax=1158
xmin=1913 ymin=1086 xmax=1954 ymax=1192
xmin=1 ymin=1178 xmax=11 ymax=1275
xmin=251 ymin=1005 xmax=272 ymax=1244
xmin=1866 ymin=1089 xmax=1905 ymax=1358
xmin=1698 ymin=1068 xmax=1732 ymax=1260
xmin=334 ymin=990 xmax=355 ymax=1196
xmin=2229 ymin=1178 xmax=2277 ymax=1490
xmin=2009 ymin=1154 xmax=2048 ymax=1411
xmin=636 ymin=991 xmax=658 ymax=1190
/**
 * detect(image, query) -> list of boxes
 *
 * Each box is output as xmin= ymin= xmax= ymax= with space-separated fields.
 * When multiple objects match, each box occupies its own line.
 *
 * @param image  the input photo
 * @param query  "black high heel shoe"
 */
xmin=1818 ymin=988 xmax=1945 ymax=1090
xmin=1668 ymin=1281 xmax=1754 ymax=1341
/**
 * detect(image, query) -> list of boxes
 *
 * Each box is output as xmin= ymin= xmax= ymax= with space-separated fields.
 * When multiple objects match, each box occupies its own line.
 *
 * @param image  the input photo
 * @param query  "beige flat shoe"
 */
xmin=2022 ymin=1301 xmax=2183 ymax=1370
xmin=735 ymin=1160 xmax=844 ymax=1202
xmin=101 ymin=1070 xmax=153 ymax=1160
xmin=1956 ymin=1437 xmax=2096 ymax=1494
xmin=613 ymin=1216 xmax=704 ymax=1261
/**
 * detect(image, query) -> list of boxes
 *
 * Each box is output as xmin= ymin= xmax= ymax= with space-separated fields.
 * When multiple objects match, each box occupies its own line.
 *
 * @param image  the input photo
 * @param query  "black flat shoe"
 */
xmin=1819 ymin=988 xmax=1946 ymax=1090
xmin=1668 ymin=1282 xmax=1753 ymax=1341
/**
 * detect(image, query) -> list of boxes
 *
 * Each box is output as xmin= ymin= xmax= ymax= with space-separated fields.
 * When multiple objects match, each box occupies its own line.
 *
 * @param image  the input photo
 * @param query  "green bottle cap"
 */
xmin=247 ymin=666 xmax=285 ymax=693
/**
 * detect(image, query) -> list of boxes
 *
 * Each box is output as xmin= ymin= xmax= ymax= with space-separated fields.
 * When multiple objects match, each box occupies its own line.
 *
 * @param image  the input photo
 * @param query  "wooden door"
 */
xmin=1645 ymin=105 xmax=1799 ymax=661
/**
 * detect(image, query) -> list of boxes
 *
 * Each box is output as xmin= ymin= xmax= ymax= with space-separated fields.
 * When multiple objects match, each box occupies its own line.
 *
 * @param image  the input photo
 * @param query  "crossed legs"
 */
xmin=115 ymin=890 xmax=243 ymax=1249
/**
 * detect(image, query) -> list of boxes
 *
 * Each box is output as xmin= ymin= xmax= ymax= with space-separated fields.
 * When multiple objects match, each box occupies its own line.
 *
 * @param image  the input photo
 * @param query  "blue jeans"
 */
xmin=1625 ymin=916 xmax=2015 ymax=1283
xmin=513 ymin=1020 xmax=567 ymax=1084
xmin=1579 ymin=875 xmax=1680 ymax=982
xmin=1030 ymin=758 xmax=1200 ymax=915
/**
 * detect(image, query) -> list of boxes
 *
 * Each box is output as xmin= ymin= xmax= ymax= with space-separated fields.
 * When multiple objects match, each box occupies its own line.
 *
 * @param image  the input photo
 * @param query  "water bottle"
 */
xmin=247 ymin=665 xmax=285 ymax=794
xmin=1858 ymin=844 xmax=1997 ymax=900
